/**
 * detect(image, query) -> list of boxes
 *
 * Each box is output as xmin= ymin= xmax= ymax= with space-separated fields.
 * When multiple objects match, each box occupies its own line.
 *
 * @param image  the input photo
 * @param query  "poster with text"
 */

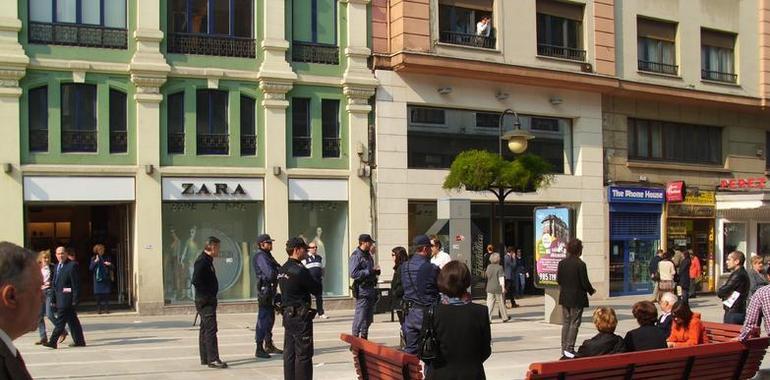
xmin=534 ymin=207 xmax=573 ymax=288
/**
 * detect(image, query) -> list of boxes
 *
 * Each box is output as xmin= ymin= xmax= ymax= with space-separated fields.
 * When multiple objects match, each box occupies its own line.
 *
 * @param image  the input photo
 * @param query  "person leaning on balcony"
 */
xmin=476 ymin=15 xmax=491 ymax=37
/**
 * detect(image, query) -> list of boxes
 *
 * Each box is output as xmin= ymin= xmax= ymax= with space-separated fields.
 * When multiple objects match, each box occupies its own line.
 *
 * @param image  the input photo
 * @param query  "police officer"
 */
xmin=349 ymin=234 xmax=379 ymax=339
xmin=278 ymin=237 xmax=322 ymax=380
xmin=191 ymin=236 xmax=227 ymax=369
xmin=253 ymin=233 xmax=283 ymax=359
xmin=302 ymin=242 xmax=327 ymax=318
xmin=401 ymin=234 xmax=440 ymax=355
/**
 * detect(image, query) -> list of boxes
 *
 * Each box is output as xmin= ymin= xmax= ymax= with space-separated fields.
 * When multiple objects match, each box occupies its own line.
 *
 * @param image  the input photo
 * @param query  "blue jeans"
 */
xmin=516 ymin=273 xmax=526 ymax=296
xmin=724 ymin=310 xmax=745 ymax=325
xmin=38 ymin=289 xmax=55 ymax=339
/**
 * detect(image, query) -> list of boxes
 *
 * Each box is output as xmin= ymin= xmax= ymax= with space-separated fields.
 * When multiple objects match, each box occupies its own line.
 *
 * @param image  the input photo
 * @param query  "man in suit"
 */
xmin=0 ymin=242 xmax=41 ymax=380
xmin=192 ymin=236 xmax=227 ymax=369
xmin=556 ymin=238 xmax=596 ymax=358
xmin=44 ymin=247 xmax=86 ymax=348
xmin=656 ymin=292 xmax=677 ymax=338
xmin=718 ymin=250 xmax=750 ymax=325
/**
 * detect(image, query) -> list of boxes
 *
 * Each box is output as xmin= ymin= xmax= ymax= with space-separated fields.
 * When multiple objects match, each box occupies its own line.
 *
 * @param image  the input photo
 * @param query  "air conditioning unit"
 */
xmin=581 ymin=63 xmax=593 ymax=73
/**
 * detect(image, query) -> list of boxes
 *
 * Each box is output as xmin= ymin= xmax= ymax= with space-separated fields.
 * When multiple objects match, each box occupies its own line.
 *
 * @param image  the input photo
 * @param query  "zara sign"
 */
xmin=162 ymin=178 xmax=264 ymax=201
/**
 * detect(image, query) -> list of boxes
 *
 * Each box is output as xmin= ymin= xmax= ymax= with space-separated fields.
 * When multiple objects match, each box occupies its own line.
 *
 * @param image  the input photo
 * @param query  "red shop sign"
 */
xmin=719 ymin=177 xmax=767 ymax=190
xmin=666 ymin=181 xmax=685 ymax=202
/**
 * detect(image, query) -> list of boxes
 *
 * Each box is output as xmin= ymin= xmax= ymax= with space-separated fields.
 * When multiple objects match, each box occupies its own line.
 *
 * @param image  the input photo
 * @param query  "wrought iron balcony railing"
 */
xmin=168 ymin=132 xmax=185 ymax=154
xmin=291 ymin=42 xmax=340 ymax=65
xmin=241 ymin=134 xmax=256 ymax=156
xmin=167 ymin=33 xmax=256 ymax=58
xmin=537 ymin=43 xmax=586 ymax=61
xmin=701 ymin=69 xmax=737 ymax=83
xmin=61 ymin=130 xmax=97 ymax=153
xmin=197 ymin=133 xmax=229 ymax=155
xmin=439 ymin=31 xmax=496 ymax=49
xmin=29 ymin=129 xmax=48 ymax=152
xmin=322 ymin=137 xmax=340 ymax=158
xmin=110 ymin=130 xmax=128 ymax=153
xmin=29 ymin=22 xmax=127 ymax=49
xmin=293 ymin=137 xmax=312 ymax=157
xmin=638 ymin=60 xmax=679 ymax=75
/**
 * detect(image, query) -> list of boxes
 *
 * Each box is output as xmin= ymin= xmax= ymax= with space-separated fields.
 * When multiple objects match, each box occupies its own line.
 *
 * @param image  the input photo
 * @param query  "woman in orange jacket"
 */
xmin=667 ymin=301 xmax=704 ymax=348
xmin=688 ymin=250 xmax=702 ymax=298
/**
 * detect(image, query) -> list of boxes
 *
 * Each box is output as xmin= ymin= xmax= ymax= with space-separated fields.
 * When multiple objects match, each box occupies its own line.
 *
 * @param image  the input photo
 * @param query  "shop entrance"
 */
xmin=25 ymin=204 xmax=134 ymax=310
xmin=667 ymin=219 xmax=714 ymax=292
xmin=610 ymin=239 xmax=659 ymax=296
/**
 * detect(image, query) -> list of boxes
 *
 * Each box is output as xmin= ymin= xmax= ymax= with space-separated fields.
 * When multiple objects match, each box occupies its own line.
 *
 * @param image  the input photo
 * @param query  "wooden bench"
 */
xmin=526 ymin=322 xmax=770 ymax=380
xmin=341 ymin=333 xmax=423 ymax=380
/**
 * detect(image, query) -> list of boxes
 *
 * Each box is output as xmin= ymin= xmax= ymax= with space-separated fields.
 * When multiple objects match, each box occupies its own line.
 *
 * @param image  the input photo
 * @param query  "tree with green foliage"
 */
xmin=443 ymin=150 xmax=554 ymax=197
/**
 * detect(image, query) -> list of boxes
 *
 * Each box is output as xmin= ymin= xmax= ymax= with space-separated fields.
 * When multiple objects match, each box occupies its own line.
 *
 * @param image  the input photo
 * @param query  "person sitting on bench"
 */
xmin=666 ymin=301 xmax=704 ymax=348
xmin=573 ymin=307 xmax=625 ymax=358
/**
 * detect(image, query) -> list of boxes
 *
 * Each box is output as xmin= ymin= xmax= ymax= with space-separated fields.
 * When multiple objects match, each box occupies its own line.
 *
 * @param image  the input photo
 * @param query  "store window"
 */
xmin=28 ymin=86 xmax=49 ymax=153
xmin=407 ymin=106 xmax=573 ymax=174
xmin=109 ymin=89 xmax=127 ymax=154
xmin=637 ymin=18 xmax=678 ymax=75
xmin=536 ymin=0 xmax=585 ymax=61
xmin=162 ymin=201 xmax=264 ymax=303
xmin=288 ymin=201 xmax=348 ymax=296
xmin=723 ymin=222 xmax=747 ymax=273
xmin=758 ymin=224 xmax=770 ymax=257
xmin=628 ymin=118 xmax=722 ymax=165
xmin=61 ymin=84 xmax=97 ymax=153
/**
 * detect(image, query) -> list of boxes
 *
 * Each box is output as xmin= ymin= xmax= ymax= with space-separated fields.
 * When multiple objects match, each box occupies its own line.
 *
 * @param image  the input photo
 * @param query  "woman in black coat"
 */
xmin=89 ymin=244 xmax=113 ymax=314
xmin=624 ymin=301 xmax=667 ymax=352
xmin=426 ymin=261 xmax=491 ymax=380
xmin=574 ymin=307 xmax=625 ymax=358
xmin=390 ymin=246 xmax=408 ymax=348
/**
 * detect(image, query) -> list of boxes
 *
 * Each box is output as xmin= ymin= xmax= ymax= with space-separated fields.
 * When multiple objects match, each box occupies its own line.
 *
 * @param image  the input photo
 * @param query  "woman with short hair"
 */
xmin=425 ymin=261 xmax=491 ymax=380
xmin=624 ymin=301 xmax=667 ymax=352
xmin=36 ymin=250 xmax=55 ymax=345
xmin=574 ymin=307 xmax=626 ymax=358
xmin=89 ymin=244 xmax=114 ymax=314
xmin=485 ymin=253 xmax=509 ymax=322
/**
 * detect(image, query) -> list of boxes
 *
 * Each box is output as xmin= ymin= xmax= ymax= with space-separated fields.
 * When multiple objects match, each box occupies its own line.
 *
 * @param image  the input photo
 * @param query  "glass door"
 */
xmin=626 ymin=239 xmax=658 ymax=294
xmin=609 ymin=240 xmax=625 ymax=296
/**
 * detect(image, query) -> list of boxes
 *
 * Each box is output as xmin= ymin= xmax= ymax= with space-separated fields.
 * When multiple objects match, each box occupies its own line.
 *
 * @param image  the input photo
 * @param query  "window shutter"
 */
xmin=637 ymin=18 xmax=677 ymax=42
xmin=701 ymin=29 xmax=735 ymax=49
xmin=536 ymin=0 xmax=584 ymax=21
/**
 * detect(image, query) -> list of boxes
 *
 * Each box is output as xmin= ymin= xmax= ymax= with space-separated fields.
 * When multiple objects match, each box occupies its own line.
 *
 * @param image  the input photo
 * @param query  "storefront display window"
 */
xmin=722 ymin=222 xmax=746 ymax=273
xmin=162 ymin=202 xmax=264 ymax=304
xmin=759 ymin=224 xmax=770 ymax=257
xmin=289 ymin=201 xmax=348 ymax=296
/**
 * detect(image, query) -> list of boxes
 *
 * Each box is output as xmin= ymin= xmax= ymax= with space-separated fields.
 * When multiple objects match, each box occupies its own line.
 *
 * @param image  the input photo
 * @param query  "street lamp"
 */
xmin=496 ymin=109 xmax=535 ymax=253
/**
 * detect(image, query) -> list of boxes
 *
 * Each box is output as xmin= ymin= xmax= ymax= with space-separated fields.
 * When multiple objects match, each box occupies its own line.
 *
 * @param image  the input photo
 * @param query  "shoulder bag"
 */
xmin=419 ymin=304 xmax=441 ymax=361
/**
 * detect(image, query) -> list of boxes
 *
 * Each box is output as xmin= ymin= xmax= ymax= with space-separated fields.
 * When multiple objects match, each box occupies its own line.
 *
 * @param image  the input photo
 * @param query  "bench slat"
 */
xmin=342 ymin=334 xmax=423 ymax=380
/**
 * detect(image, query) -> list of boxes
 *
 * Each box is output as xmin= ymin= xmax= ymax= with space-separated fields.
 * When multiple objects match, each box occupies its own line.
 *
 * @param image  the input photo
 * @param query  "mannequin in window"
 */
xmin=312 ymin=227 xmax=326 ymax=259
xmin=167 ymin=227 xmax=182 ymax=301
xmin=181 ymin=225 xmax=199 ymax=300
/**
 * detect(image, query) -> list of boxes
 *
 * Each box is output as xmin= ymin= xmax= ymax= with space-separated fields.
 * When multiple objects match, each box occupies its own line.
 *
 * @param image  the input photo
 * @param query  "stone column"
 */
xmin=259 ymin=81 xmax=293 ymax=263
xmin=0 ymin=3 xmax=29 ymax=244
xmin=130 ymin=0 xmax=170 ymax=314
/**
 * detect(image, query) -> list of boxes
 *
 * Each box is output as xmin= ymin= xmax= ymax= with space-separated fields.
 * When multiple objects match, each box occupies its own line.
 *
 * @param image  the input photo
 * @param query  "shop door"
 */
xmin=626 ymin=240 xmax=657 ymax=294
xmin=609 ymin=241 xmax=625 ymax=296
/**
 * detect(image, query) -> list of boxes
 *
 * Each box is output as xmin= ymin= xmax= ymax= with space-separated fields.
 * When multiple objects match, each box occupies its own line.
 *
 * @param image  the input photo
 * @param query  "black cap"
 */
xmin=413 ymin=234 xmax=431 ymax=247
xmin=286 ymin=237 xmax=308 ymax=250
xmin=256 ymin=234 xmax=274 ymax=244
xmin=358 ymin=234 xmax=376 ymax=243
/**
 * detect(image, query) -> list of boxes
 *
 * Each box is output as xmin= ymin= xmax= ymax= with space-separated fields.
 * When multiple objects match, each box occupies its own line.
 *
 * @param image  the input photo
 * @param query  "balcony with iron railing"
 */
xmin=291 ymin=42 xmax=340 ymax=65
xmin=110 ymin=130 xmax=128 ymax=153
xmin=241 ymin=134 xmax=257 ymax=156
xmin=439 ymin=31 xmax=496 ymax=49
xmin=197 ymin=133 xmax=229 ymax=155
xmin=168 ymin=132 xmax=185 ymax=154
xmin=537 ymin=44 xmax=586 ymax=61
xmin=638 ymin=60 xmax=679 ymax=75
xmin=167 ymin=33 xmax=256 ymax=58
xmin=322 ymin=137 xmax=341 ymax=158
xmin=29 ymin=129 xmax=48 ymax=152
xmin=28 ymin=22 xmax=127 ymax=49
xmin=293 ymin=136 xmax=312 ymax=157
xmin=701 ymin=69 xmax=737 ymax=84
xmin=61 ymin=130 xmax=97 ymax=153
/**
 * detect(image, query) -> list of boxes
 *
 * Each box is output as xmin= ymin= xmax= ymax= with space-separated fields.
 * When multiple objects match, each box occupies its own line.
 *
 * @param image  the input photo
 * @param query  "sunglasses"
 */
xmin=308 ymin=246 xmax=317 ymax=249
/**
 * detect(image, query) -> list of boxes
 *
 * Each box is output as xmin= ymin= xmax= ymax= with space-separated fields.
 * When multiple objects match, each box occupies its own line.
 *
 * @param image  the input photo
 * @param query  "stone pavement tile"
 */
xmin=19 ymin=294 xmax=769 ymax=380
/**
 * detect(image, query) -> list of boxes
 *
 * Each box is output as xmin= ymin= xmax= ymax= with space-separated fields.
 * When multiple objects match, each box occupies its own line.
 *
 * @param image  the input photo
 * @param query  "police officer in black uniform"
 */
xmin=191 ymin=236 xmax=227 ymax=369
xmin=278 ymin=237 xmax=322 ymax=380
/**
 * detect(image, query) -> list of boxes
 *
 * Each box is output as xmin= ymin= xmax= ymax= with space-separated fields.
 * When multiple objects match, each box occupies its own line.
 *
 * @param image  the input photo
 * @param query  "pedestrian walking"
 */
xmin=0 ymin=242 xmax=42 ymax=380
xmin=623 ymin=301 xmax=667 ymax=352
xmin=718 ymin=250 xmax=749 ymax=325
xmin=748 ymin=255 xmax=768 ymax=300
xmin=656 ymin=251 xmax=676 ymax=296
xmin=483 ymin=244 xmax=494 ymax=270
xmin=36 ymin=250 xmax=55 ymax=345
xmin=390 ymin=246 xmax=408 ymax=349
xmin=253 ymin=233 xmax=283 ymax=358
xmin=191 ymin=236 xmax=227 ymax=369
xmin=425 ymin=261 xmax=490 ymax=380
xmin=688 ymin=249 xmax=702 ymax=299
xmin=89 ymin=244 xmax=113 ymax=314
xmin=677 ymin=250 xmax=691 ymax=305
xmin=503 ymin=247 xmax=518 ymax=308
xmin=44 ymin=247 xmax=86 ymax=349
xmin=649 ymin=249 xmax=664 ymax=302
xmin=279 ymin=237 xmax=322 ymax=380
xmin=485 ymin=253 xmax=509 ymax=322
xmin=514 ymin=248 xmax=529 ymax=297
xmin=429 ymin=236 xmax=451 ymax=269
xmin=349 ymin=234 xmax=379 ymax=340
xmin=556 ymin=238 xmax=595 ymax=358
xmin=302 ymin=242 xmax=327 ymax=319
xmin=402 ymin=234 xmax=440 ymax=355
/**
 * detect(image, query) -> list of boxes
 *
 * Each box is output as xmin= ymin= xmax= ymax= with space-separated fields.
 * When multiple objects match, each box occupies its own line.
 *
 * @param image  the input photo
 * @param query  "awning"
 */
xmin=716 ymin=192 xmax=770 ymax=219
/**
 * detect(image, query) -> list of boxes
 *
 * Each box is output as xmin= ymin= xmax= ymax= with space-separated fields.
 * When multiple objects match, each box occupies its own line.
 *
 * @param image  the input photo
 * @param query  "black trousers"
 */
xmin=283 ymin=309 xmax=314 ymax=380
xmin=49 ymin=306 xmax=85 ymax=347
xmin=196 ymin=298 xmax=220 ymax=364
xmin=505 ymin=279 xmax=516 ymax=304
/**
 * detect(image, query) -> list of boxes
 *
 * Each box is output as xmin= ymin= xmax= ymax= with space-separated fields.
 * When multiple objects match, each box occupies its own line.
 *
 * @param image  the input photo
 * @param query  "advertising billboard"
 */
xmin=534 ymin=206 xmax=573 ymax=288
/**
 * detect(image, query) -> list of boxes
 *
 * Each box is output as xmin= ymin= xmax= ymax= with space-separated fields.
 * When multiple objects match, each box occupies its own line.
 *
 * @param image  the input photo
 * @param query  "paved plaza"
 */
xmin=20 ymin=295 xmax=770 ymax=379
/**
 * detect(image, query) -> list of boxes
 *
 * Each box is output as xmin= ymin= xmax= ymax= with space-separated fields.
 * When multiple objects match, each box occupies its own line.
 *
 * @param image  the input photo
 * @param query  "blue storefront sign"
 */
xmin=608 ymin=186 xmax=665 ymax=204
xmin=608 ymin=186 xmax=663 ymax=297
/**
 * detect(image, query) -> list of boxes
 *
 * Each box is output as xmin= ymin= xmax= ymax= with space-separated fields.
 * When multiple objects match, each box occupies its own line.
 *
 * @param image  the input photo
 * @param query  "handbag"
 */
xmin=659 ymin=280 xmax=675 ymax=292
xmin=418 ymin=305 xmax=441 ymax=361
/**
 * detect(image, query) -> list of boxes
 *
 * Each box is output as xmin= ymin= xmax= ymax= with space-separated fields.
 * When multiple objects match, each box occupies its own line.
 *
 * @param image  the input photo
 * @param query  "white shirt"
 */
xmin=476 ymin=21 xmax=490 ymax=37
xmin=659 ymin=312 xmax=671 ymax=324
xmin=0 ymin=328 xmax=17 ymax=357
xmin=431 ymin=251 xmax=452 ymax=269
